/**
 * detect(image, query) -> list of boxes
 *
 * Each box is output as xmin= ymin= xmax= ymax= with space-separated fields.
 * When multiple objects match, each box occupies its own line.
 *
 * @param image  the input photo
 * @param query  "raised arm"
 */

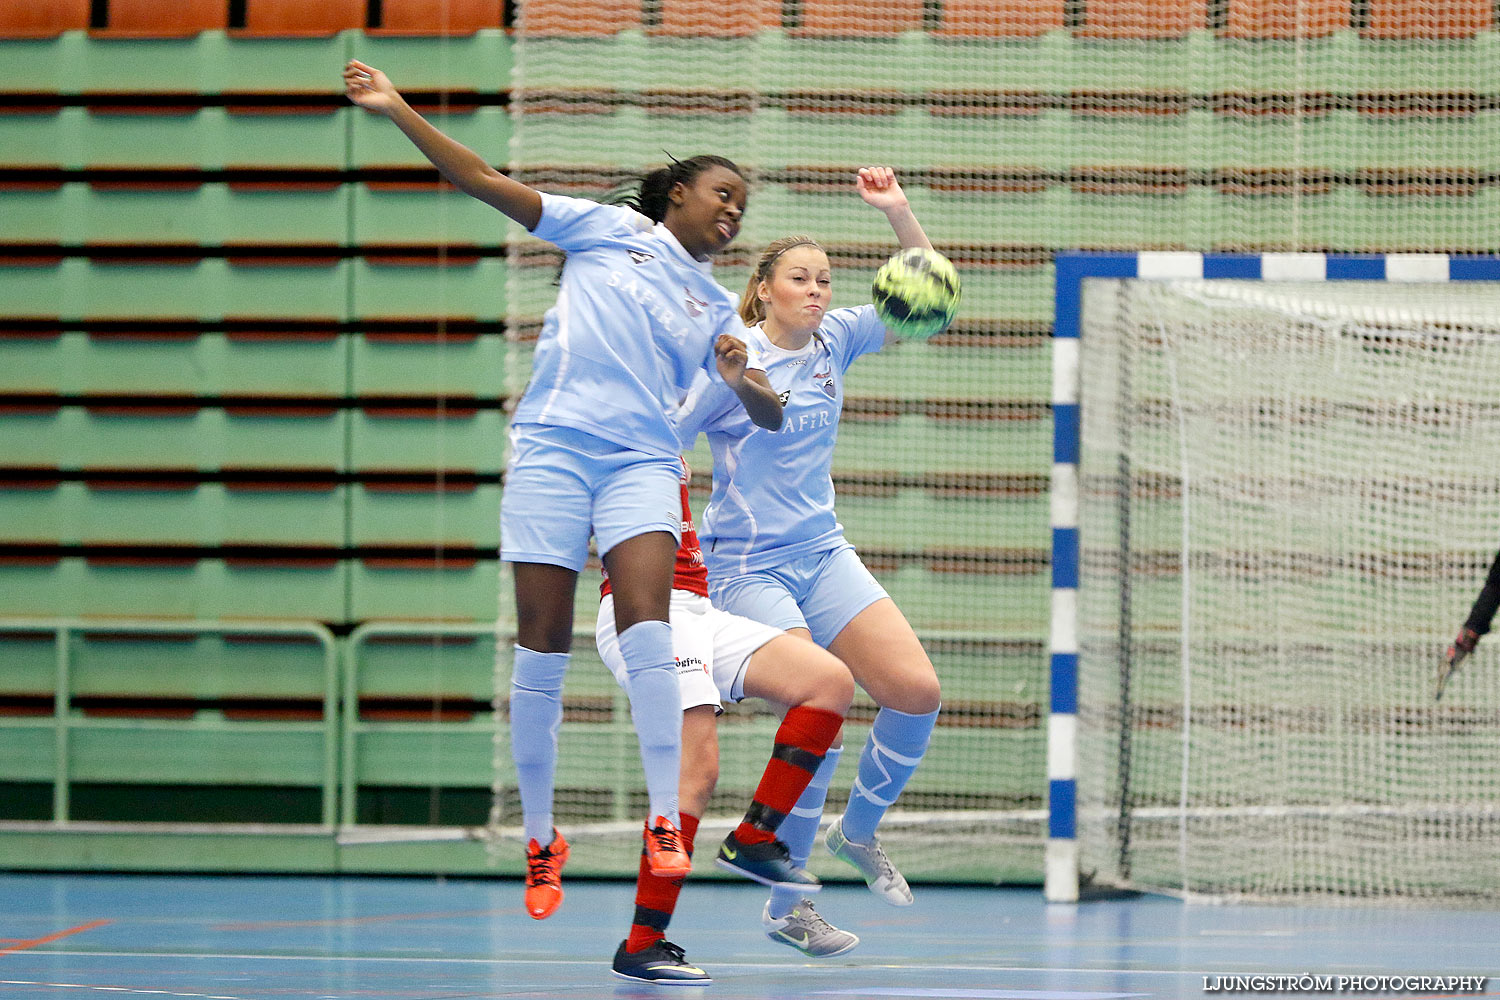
xmin=856 ymin=166 xmax=931 ymax=251
xmin=343 ymin=60 xmax=543 ymax=231
xmin=714 ymin=334 xmax=783 ymax=431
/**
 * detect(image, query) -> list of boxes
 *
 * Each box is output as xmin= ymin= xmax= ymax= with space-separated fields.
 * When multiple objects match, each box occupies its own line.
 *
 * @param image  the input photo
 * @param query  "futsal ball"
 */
xmin=872 ymin=247 xmax=961 ymax=340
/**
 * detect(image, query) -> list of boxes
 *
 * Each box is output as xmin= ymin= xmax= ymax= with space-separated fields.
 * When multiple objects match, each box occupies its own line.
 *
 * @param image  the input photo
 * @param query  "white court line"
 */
xmin=0 ymin=983 xmax=240 ymax=1000
xmin=14 ymin=951 xmax=1240 ymax=978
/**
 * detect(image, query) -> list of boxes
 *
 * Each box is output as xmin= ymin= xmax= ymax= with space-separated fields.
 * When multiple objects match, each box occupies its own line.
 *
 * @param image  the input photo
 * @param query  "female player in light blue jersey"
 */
xmin=675 ymin=167 xmax=940 ymax=953
xmin=343 ymin=61 xmax=783 ymax=919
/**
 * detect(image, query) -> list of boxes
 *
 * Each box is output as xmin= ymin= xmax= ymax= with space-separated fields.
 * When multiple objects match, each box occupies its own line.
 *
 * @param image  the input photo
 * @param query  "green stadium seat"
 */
xmin=235 ymin=0 xmax=363 ymax=36
xmin=879 ymin=563 xmax=1046 ymax=634
xmin=369 ymin=0 xmax=503 ymax=35
xmin=833 ymin=413 xmax=1051 ymax=478
xmin=201 ymin=32 xmax=351 ymax=92
xmin=350 ymin=329 xmax=507 ymax=398
xmin=349 ymin=31 xmax=512 ymax=93
xmin=76 ymin=183 xmax=209 ymax=244
xmin=28 ymin=328 xmax=345 ymax=396
xmin=0 ymin=630 xmax=56 ymax=700
xmin=213 ymin=183 xmax=350 ymax=244
xmin=65 ymin=329 xmax=343 ymax=395
xmin=216 ymin=260 xmax=349 ymax=319
xmin=0 ymin=716 xmax=56 ymax=784
xmin=81 ymin=106 xmax=344 ymax=170
xmin=1362 ymin=0 xmax=1490 ymax=37
xmin=71 ymin=631 xmax=329 ymax=708
xmin=0 ymin=555 xmax=347 ymax=620
xmin=348 ymin=403 xmax=506 ymax=473
xmin=0 ymin=0 xmax=89 ymax=38
xmin=1076 ymin=0 xmax=1206 ymax=37
xmin=0 ymin=107 xmax=83 ymax=169
xmin=92 ymin=0 xmax=227 ymax=37
xmin=352 ymin=181 xmax=506 ymax=246
xmin=351 ymin=257 xmax=507 ymax=319
xmin=350 ymin=105 xmax=510 ymax=167
xmin=355 ymin=632 xmax=498 ymax=699
xmin=6 ymin=259 xmax=350 ymax=323
xmin=0 ymin=480 xmax=345 ymax=546
xmin=0 ymin=328 xmax=68 ymax=393
xmin=1221 ymin=0 xmax=1348 ymax=37
xmin=835 ymin=488 xmax=1048 ymax=552
xmin=516 ymin=0 xmax=640 ymax=36
xmin=350 ymin=480 xmax=500 ymax=547
xmin=933 ymin=0 xmax=1065 ymax=37
xmin=66 ymin=714 xmax=330 ymax=789
xmin=0 ymin=402 xmax=347 ymax=471
xmin=647 ymin=0 xmax=779 ymax=37
xmin=348 ymin=554 xmax=499 ymax=622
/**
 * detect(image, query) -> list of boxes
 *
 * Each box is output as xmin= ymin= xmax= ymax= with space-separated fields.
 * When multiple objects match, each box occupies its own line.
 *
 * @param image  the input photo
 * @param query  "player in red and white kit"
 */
xmin=594 ymin=459 xmax=856 ymax=984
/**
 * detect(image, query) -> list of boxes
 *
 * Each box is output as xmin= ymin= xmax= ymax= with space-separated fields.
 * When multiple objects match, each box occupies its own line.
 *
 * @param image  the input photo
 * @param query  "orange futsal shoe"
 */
xmin=644 ymin=816 xmax=692 ymax=878
xmin=524 ymin=829 xmax=570 ymax=920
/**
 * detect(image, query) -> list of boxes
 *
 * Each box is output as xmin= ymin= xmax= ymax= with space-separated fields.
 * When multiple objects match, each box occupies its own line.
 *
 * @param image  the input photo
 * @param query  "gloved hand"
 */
xmin=1437 ymin=627 xmax=1480 ymax=700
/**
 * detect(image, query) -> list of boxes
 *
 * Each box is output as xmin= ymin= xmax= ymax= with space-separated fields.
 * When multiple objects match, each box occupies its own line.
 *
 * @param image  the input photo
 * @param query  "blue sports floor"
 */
xmin=1 ymin=873 xmax=1496 ymax=999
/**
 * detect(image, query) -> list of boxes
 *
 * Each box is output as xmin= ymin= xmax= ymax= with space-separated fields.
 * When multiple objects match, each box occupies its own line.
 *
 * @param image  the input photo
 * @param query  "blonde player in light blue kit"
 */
xmin=675 ymin=167 xmax=942 ymax=955
xmin=344 ymin=60 xmax=783 ymax=920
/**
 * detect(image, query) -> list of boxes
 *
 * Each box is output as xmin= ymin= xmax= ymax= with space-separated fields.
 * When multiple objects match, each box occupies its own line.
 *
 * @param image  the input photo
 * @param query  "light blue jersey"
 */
xmin=676 ymin=304 xmax=887 ymax=578
xmin=511 ymin=192 xmax=744 ymax=459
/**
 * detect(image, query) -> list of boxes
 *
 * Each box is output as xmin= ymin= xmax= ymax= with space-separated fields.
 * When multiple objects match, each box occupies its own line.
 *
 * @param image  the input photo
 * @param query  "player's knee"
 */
xmin=900 ymin=673 xmax=941 ymax=715
xmin=511 ymin=652 xmax=567 ymax=695
xmin=516 ymin=622 xmax=573 ymax=654
xmin=798 ymin=650 xmax=856 ymax=715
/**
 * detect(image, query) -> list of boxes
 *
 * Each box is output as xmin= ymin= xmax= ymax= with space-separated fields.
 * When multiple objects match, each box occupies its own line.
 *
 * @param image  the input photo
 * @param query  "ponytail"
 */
xmin=739 ymin=235 xmax=823 ymax=326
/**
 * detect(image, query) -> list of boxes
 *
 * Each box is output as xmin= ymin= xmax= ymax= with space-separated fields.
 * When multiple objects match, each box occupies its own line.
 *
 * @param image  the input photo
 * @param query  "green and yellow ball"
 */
xmin=871 ymin=247 xmax=961 ymax=340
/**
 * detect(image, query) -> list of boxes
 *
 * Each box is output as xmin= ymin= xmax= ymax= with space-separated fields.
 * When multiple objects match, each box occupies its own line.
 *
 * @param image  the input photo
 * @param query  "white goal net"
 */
xmin=1077 ymin=277 xmax=1500 ymax=901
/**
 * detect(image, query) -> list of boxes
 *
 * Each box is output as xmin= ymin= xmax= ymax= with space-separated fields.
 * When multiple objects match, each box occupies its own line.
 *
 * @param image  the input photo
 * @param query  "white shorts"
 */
xmin=596 ymin=590 xmax=783 ymax=714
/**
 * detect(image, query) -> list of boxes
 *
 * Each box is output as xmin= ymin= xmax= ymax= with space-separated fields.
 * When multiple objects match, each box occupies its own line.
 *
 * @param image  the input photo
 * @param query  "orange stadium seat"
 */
xmin=373 ymin=0 xmax=504 ymax=35
xmin=95 ymin=0 xmax=228 ymax=37
xmin=1362 ymin=0 xmax=1490 ymax=38
xmin=1076 ymin=0 xmax=1206 ymax=38
xmin=787 ymin=0 xmax=926 ymax=36
xmin=237 ymin=0 xmax=364 ymax=35
xmin=648 ymin=0 xmax=779 ymax=37
xmin=0 ymin=0 xmax=90 ymax=37
xmin=1222 ymin=0 xmax=1348 ymax=38
xmin=934 ymin=0 xmax=1066 ymax=38
xmin=516 ymin=0 xmax=641 ymax=36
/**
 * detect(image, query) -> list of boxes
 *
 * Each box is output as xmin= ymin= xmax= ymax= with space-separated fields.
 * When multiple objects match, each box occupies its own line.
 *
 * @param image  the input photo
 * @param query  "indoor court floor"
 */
xmin=1 ymin=872 xmax=1496 ymax=999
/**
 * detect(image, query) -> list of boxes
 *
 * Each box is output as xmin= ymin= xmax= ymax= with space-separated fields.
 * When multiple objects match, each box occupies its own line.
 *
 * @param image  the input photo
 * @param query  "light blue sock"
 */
xmin=839 ymin=706 xmax=938 ymax=844
xmin=509 ymin=645 xmax=569 ymax=846
xmin=618 ymin=619 xmax=681 ymax=827
xmin=767 ymin=746 xmax=840 ymax=920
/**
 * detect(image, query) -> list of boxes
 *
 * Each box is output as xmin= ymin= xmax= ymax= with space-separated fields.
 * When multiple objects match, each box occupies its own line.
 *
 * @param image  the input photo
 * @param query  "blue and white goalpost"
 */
xmin=1047 ymin=252 xmax=1500 ymax=904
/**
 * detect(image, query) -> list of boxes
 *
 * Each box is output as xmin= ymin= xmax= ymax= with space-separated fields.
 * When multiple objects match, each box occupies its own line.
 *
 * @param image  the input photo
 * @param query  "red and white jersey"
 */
xmin=600 ymin=457 xmax=709 ymax=599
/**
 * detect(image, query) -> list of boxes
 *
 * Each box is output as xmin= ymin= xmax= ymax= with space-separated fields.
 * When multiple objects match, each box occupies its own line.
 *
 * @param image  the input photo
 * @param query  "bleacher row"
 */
xmin=4 ymin=0 xmax=1494 ymax=39
xmin=2 ymin=5 xmax=1493 ymax=869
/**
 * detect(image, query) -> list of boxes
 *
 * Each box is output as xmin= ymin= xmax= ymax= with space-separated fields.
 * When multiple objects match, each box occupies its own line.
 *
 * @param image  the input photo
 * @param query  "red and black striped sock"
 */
xmin=733 ymin=705 xmax=843 ymax=846
xmin=625 ymin=812 xmax=698 ymax=953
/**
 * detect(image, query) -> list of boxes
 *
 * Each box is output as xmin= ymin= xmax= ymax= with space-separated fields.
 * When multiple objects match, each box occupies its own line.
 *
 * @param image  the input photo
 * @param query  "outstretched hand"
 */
xmin=343 ymin=60 xmax=399 ymax=113
xmin=1437 ymin=626 xmax=1479 ymax=700
xmin=856 ymin=166 xmax=909 ymax=212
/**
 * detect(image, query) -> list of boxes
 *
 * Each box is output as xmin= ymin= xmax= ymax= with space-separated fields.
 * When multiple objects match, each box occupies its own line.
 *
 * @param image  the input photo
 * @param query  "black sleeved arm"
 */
xmin=1464 ymin=547 xmax=1500 ymax=637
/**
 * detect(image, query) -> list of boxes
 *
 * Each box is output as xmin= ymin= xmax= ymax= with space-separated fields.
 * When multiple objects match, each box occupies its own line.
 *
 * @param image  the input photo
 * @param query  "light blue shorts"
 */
xmin=500 ymin=423 xmax=682 ymax=572
xmin=707 ymin=543 xmax=888 ymax=648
